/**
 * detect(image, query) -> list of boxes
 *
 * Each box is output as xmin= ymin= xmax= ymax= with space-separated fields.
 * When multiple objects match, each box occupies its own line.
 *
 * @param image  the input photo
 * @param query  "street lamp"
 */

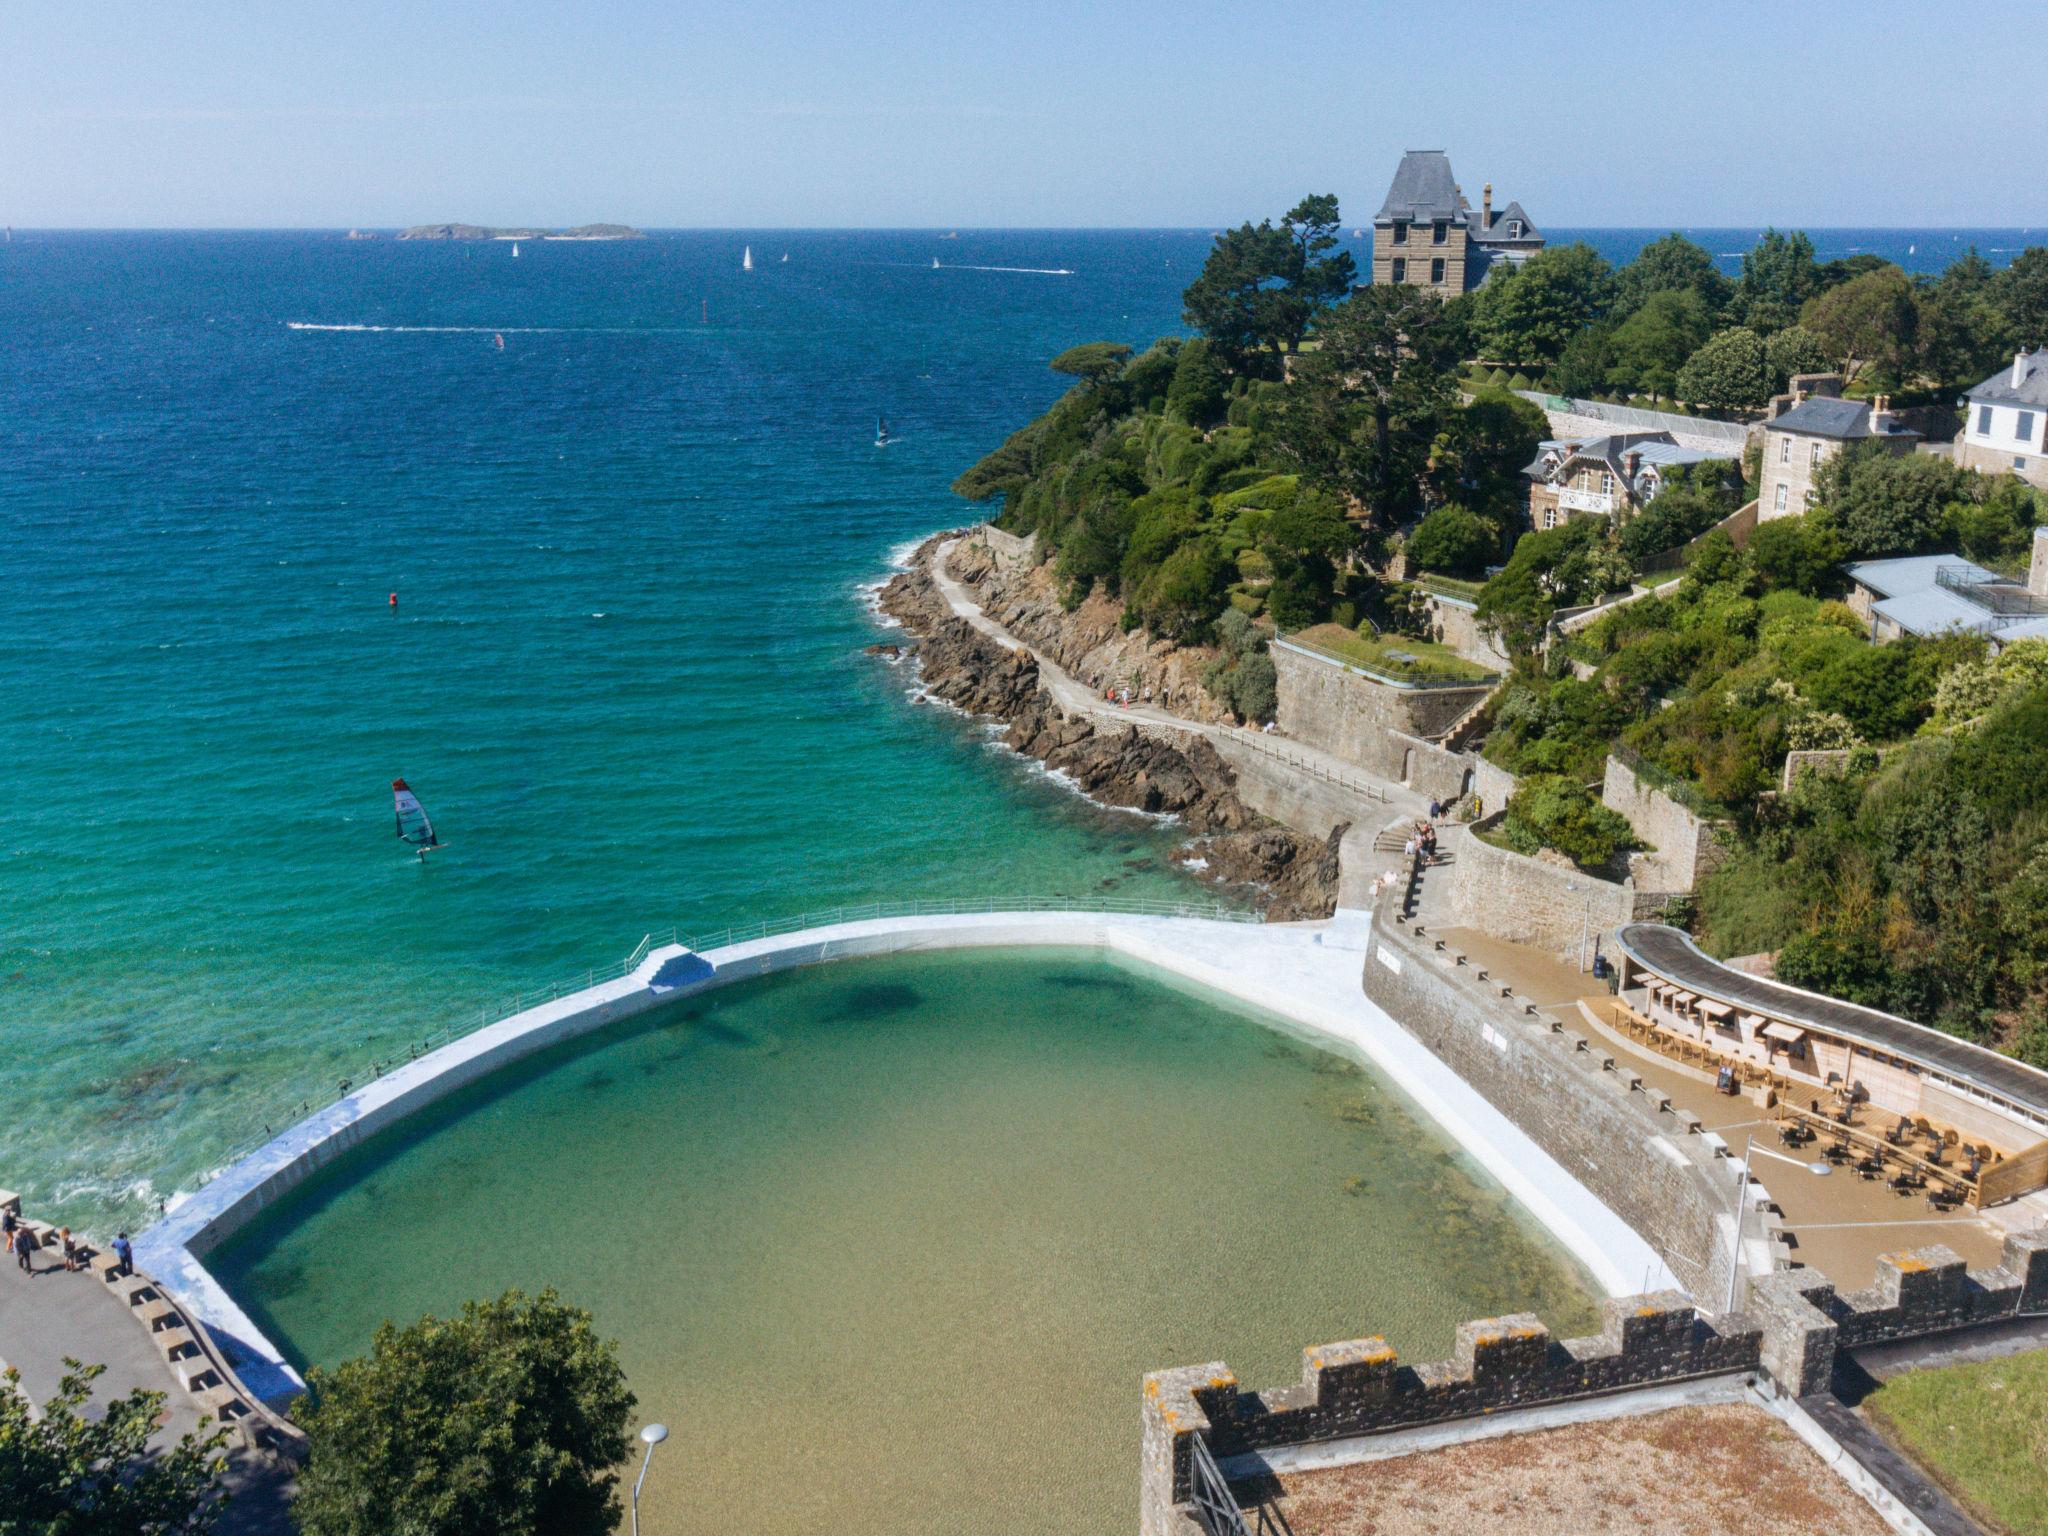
xmin=631 ymin=1423 xmax=669 ymax=1536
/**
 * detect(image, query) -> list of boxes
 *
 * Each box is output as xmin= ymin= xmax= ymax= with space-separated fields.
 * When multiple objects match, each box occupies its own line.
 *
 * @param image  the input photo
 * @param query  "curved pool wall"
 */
xmin=137 ymin=908 xmax=1677 ymax=1407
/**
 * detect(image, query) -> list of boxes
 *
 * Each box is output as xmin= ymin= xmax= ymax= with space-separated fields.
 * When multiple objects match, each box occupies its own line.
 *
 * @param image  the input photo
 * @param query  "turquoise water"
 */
xmin=4 ymin=226 xmax=2030 ymax=1228
xmin=210 ymin=949 xmax=1603 ymax=1535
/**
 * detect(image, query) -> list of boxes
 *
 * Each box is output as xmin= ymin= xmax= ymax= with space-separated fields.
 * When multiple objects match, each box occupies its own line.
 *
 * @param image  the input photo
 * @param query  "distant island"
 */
xmin=394 ymin=223 xmax=645 ymax=241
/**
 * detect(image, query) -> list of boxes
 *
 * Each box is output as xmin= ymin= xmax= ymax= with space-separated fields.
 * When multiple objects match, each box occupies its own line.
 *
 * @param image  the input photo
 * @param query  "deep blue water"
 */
xmin=2 ymin=226 xmax=2036 ymax=1228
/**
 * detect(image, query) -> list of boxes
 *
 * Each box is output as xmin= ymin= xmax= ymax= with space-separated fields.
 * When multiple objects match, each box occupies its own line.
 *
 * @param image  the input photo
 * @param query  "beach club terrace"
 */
xmin=1613 ymin=924 xmax=2048 ymax=1211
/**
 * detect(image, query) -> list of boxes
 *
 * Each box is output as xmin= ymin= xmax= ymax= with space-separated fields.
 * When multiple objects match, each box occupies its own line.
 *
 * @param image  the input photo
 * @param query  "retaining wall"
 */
xmin=969 ymin=523 xmax=1037 ymax=569
xmin=1362 ymin=903 xmax=1769 ymax=1305
xmin=1426 ymin=596 xmax=1512 ymax=672
xmin=1272 ymin=642 xmax=1494 ymax=758
xmin=1142 ymin=1292 xmax=1760 ymax=1534
xmin=1468 ymin=757 xmax=1517 ymax=818
xmin=1603 ymin=756 xmax=1730 ymax=893
xmin=1443 ymin=813 xmax=1643 ymax=964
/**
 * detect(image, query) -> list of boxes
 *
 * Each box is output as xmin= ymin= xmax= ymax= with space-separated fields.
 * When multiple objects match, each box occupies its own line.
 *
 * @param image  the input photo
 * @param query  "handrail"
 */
xmin=189 ymin=896 xmax=1266 ymax=1191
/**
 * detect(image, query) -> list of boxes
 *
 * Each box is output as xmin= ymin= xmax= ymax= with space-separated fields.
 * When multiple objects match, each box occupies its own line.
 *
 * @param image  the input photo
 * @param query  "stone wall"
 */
xmin=1749 ymin=1231 xmax=2048 ymax=1396
xmin=1602 ymin=755 xmax=1730 ymax=894
xmin=1362 ymin=905 xmax=1768 ymax=1304
xmin=968 ymin=523 xmax=1036 ymax=569
xmin=1443 ymin=814 xmax=1642 ymax=964
xmin=1426 ymin=595 xmax=1511 ymax=671
xmin=1780 ymin=748 xmax=1889 ymax=793
xmin=1142 ymin=1292 xmax=1760 ymax=1533
xmin=1272 ymin=641 xmax=1495 ymax=767
xmin=1468 ymin=757 xmax=1517 ymax=819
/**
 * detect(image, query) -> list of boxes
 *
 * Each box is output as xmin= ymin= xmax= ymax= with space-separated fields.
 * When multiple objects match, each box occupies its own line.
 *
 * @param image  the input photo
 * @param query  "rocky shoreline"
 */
xmin=874 ymin=535 xmax=1342 ymax=920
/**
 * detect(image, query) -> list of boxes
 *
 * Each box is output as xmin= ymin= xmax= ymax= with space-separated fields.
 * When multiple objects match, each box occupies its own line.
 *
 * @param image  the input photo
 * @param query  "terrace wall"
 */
xmin=1602 ymin=755 xmax=1731 ymax=893
xmin=1272 ymin=640 xmax=1494 ymax=759
xmin=1425 ymin=595 xmax=1512 ymax=671
xmin=1443 ymin=813 xmax=1645 ymax=963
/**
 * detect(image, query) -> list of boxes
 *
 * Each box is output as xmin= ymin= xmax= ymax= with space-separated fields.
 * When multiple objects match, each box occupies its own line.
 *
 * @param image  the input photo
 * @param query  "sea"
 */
xmin=2 ymin=226 xmax=2035 ymax=1232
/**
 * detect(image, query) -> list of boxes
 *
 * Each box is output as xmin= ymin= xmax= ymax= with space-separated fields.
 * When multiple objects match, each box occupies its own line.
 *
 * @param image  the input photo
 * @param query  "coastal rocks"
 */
xmin=875 ymin=540 xmax=1339 ymax=919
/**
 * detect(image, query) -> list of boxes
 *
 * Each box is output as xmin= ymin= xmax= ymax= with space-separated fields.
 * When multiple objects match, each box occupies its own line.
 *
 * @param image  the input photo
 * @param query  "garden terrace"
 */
xmin=1280 ymin=625 xmax=1497 ymax=688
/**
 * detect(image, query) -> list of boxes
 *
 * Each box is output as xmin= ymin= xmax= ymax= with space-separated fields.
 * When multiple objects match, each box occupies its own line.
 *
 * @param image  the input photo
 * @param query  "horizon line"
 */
xmin=4 ymin=223 xmax=2041 ymax=235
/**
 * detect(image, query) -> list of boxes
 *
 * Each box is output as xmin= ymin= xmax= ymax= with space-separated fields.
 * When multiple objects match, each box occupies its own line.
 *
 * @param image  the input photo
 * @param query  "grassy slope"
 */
xmin=1862 ymin=1350 xmax=2048 ymax=1536
xmin=1286 ymin=623 xmax=1494 ymax=683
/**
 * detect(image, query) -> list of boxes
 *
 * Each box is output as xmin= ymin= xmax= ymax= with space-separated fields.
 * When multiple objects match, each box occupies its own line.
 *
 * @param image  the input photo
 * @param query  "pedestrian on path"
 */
xmin=111 ymin=1232 xmax=134 ymax=1277
xmin=1429 ymin=797 xmax=1441 ymax=820
xmin=13 ymin=1225 xmax=36 ymax=1274
xmin=59 ymin=1228 xmax=82 ymax=1272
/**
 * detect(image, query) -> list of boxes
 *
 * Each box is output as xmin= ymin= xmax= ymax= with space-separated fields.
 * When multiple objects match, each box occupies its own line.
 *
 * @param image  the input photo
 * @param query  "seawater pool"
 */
xmin=210 ymin=948 xmax=1601 ymax=1533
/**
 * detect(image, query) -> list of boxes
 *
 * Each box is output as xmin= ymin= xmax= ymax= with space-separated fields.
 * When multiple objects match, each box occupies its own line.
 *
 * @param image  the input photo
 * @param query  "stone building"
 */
xmin=1756 ymin=389 xmax=1918 ymax=522
xmin=1954 ymin=348 xmax=2048 ymax=490
xmin=1369 ymin=150 xmax=1541 ymax=297
xmin=1524 ymin=431 xmax=1731 ymax=532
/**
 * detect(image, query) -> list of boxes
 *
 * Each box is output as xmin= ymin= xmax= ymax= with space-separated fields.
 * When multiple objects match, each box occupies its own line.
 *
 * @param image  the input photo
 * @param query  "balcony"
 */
xmin=1556 ymin=484 xmax=1620 ymax=515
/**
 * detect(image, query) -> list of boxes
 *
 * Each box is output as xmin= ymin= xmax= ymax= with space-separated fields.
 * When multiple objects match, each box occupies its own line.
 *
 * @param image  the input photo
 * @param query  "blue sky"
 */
xmin=6 ymin=0 xmax=2044 ymax=228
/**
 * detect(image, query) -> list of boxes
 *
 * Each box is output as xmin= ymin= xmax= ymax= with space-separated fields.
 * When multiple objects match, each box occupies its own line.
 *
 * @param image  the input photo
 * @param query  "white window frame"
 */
xmin=1780 ymin=436 xmax=1791 ymax=463
xmin=1979 ymin=404 xmax=1994 ymax=435
xmin=1774 ymin=483 xmax=1789 ymax=512
xmin=1811 ymin=440 xmax=1823 ymax=467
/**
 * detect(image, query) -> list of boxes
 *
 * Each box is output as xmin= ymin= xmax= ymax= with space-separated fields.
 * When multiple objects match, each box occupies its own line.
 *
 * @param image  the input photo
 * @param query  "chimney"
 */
xmin=2018 ymin=352 xmax=2030 ymax=388
xmin=1623 ymin=448 xmax=1642 ymax=480
xmin=1869 ymin=394 xmax=1890 ymax=431
xmin=2031 ymin=527 xmax=2048 ymax=599
xmin=1483 ymin=183 xmax=1494 ymax=226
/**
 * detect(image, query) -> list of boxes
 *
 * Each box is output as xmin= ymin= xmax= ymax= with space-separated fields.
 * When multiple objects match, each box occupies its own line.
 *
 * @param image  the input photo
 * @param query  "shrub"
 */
xmin=1404 ymin=503 xmax=1497 ymax=575
xmin=1502 ymin=774 xmax=1639 ymax=870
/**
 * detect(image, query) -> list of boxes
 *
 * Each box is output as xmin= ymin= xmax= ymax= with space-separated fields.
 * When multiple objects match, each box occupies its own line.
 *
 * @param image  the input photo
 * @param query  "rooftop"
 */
xmin=1965 ymin=347 xmax=2048 ymax=408
xmin=1374 ymin=149 xmax=1463 ymax=225
xmin=1768 ymin=395 xmax=1918 ymax=442
xmin=1846 ymin=554 xmax=2048 ymax=640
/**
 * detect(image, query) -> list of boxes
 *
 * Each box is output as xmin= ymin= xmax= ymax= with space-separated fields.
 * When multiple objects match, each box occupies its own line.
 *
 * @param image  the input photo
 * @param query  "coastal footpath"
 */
xmin=878 ymin=533 xmax=1369 ymax=919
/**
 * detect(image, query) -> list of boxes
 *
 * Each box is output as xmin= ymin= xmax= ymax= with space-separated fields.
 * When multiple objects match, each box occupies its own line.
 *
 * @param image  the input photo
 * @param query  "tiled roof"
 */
xmin=1768 ymin=396 xmax=1917 ymax=441
xmin=1966 ymin=348 xmax=2048 ymax=408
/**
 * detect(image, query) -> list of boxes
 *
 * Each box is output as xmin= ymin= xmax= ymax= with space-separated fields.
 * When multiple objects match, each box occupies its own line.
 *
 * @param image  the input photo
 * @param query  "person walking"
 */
xmin=13 ymin=1225 xmax=36 ymax=1274
xmin=59 ymin=1228 xmax=82 ymax=1272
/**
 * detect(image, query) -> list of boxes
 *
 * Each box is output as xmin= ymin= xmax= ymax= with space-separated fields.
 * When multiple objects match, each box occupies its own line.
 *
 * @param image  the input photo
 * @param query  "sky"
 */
xmin=5 ymin=0 xmax=2046 ymax=229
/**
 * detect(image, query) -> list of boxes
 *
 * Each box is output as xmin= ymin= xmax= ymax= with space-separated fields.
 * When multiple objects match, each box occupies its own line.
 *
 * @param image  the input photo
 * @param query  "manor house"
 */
xmin=1369 ymin=150 xmax=1542 ymax=297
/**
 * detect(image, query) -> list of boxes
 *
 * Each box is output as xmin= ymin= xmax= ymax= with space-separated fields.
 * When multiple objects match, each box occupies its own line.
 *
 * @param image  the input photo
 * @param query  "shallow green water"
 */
xmin=212 ymin=949 xmax=1601 ymax=1534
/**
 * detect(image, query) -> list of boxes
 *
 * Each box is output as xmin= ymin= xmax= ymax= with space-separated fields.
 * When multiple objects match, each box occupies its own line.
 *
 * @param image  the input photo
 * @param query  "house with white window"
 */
xmin=1368 ymin=151 xmax=1542 ymax=298
xmin=1756 ymin=392 xmax=1918 ymax=523
xmin=1523 ymin=432 xmax=1731 ymax=531
xmin=1955 ymin=349 xmax=2048 ymax=491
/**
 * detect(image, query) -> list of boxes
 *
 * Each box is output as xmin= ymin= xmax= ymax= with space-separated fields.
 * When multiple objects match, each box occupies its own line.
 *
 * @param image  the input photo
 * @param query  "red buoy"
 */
xmin=389 ymin=593 xmax=398 ymax=608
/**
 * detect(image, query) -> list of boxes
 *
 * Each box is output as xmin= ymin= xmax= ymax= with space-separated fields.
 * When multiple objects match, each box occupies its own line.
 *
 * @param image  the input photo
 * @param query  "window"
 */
xmin=1600 ymin=471 xmax=1615 ymax=496
xmin=1979 ymin=405 xmax=1994 ymax=435
xmin=1509 ymin=220 xmax=1523 ymax=238
xmin=1390 ymin=257 xmax=1406 ymax=282
xmin=1432 ymin=222 xmax=1447 ymax=245
xmin=2021 ymin=458 xmax=2031 ymax=471
xmin=1430 ymin=258 xmax=1445 ymax=284
xmin=1804 ymin=489 xmax=1817 ymax=508
xmin=1391 ymin=222 xmax=1408 ymax=245
xmin=1811 ymin=441 xmax=1823 ymax=467
xmin=2020 ymin=411 xmax=2036 ymax=442
xmin=1780 ymin=436 xmax=1791 ymax=463
xmin=1774 ymin=484 xmax=1789 ymax=512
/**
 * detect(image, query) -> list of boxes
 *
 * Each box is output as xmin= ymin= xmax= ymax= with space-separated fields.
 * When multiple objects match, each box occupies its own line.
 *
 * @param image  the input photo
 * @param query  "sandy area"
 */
xmin=1237 ymin=1403 xmax=1892 ymax=1536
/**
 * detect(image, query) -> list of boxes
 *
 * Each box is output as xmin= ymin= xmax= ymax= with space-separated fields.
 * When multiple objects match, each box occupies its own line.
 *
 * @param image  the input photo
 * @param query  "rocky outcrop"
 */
xmin=876 ymin=538 xmax=1339 ymax=920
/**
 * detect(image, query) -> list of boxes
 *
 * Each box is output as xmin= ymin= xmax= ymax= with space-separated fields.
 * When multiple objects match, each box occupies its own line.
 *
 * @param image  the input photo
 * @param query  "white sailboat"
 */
xmin=511 ymin=241 xmax=520 ymax=258
xmin=742 ymin=245 xmax=753 ymax=272
xmin=931 ymin=257 xmax=940 ymax=270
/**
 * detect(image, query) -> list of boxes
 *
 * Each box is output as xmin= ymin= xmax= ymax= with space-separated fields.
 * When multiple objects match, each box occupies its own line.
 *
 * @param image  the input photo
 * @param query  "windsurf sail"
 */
xmin=393 ymin=778 xmax=439 ymax=850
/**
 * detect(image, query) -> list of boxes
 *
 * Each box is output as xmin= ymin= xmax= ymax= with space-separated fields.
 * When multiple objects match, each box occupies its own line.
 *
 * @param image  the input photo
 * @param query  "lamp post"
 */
xmin=631 ymin=1423 xmax=669 ymax=1536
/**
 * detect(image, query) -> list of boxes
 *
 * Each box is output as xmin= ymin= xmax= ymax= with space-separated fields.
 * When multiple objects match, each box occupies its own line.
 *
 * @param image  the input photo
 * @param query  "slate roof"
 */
xmin=1525 ymin=431 xmax=1730 ymax=494
xmin=1965 ymin=348 xmax=2048 ymax=408
xmin=1470 ymin=200 xmax=1540 ymax=246
xmin=1374 ymin=151 xmax=1463 ymax=224
xmin=1768 ymin=396 xmax=1919 ymax=441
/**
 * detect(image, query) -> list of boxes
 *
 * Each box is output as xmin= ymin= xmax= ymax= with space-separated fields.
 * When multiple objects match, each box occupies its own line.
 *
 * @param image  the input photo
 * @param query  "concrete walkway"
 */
xmin=0 ymin=1256 xmax=295 ymax=1533
xmin=929 ymin=538 xmax=1420 ymax=816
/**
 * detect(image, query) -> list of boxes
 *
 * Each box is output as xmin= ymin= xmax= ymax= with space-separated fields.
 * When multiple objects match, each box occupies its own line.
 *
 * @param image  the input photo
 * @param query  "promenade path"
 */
xmin=0 ymin=1253 xmax=294 ymax=1532
xmin=927 ymin=539 xmax=1426 ymax=821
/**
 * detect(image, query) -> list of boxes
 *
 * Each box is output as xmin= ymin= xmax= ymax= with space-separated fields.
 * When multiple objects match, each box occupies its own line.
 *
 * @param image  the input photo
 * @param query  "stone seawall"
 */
xmin=1444 ymin=814 xmax=1644 ymax=964
xmin=1362 ymin=903 xmax=1765 ymax=1304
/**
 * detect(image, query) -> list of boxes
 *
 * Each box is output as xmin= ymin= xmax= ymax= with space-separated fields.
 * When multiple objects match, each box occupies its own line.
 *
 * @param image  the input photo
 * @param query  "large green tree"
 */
xmin=1182 ymin=195 xmax=1355 ymax=371
xmin=1612 ymin=232 xmax=1732 ymax=320
xmin=1675 ymin=327 xmax=1773 ymax=415
xmin=1992 ymin=247 xmax=2048 ymax=348
xmin=1800 ymin=265 xmax=1919 ymax=385
xmin=1264 ymin=285 xmax=1466 ymax=517
xmin=1815 ymin=444 xmax=1970 ymax=559
xmin=1422 ymin=387 xmax=1548 ymax=515
xmin=1764 ymin=325 xmax=1835 ymax=389
xmin=1605 ymin=288 xmax=1715 ymax=400
xmin=0 ymin=1361 xmax=227 ymax=1535
xmin=1473 ymin=243 xmax=1615 ymax=368
xmin=1737 ymin=229 xmax=1822 ymax=334
xmin=1048 ymin=341 xmax=1134 ymax=388
xmin=293 ymin=1289 xmax=636 ymax=1536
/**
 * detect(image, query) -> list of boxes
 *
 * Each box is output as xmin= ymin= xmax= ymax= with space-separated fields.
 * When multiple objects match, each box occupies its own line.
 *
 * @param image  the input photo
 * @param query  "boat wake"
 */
xmin=284 ymin=322 xmax=699 ymax=334
xmin=937 ymin=263 xmax=1075 ymax=276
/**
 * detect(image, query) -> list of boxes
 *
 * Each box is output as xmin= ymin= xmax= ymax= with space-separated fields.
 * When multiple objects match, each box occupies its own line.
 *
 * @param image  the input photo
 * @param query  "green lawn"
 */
xmin=1284 ymin=624 xmax=1495 ymax=685
xmin=1415 ymin=572 xmax=1488 ymax=604
xmin=1863 ymin=1350 xmax=2048 ymax=1536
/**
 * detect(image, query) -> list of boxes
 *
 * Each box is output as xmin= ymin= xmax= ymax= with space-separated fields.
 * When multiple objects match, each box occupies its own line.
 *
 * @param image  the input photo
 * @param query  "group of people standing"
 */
xmin=2 ymin=1203 xmax=130 ymax=1278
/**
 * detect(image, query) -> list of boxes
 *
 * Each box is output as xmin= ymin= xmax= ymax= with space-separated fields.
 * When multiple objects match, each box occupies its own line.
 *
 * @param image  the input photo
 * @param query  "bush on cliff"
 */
xmin=1203 ymin=607 xmax=1279 ymax=723
xmin=1498 ymin=774 xmax=1638 ymax=872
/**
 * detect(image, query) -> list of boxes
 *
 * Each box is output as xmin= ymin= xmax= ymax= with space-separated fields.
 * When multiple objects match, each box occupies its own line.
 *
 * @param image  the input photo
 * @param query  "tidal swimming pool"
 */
xmin=211 ymin=948 xmax=1601 ymax=1534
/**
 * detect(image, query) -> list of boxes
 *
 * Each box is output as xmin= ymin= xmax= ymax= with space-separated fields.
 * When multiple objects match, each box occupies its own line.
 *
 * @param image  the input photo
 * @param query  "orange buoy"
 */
xmin=389 ymin=593 xmax=398 ymax=608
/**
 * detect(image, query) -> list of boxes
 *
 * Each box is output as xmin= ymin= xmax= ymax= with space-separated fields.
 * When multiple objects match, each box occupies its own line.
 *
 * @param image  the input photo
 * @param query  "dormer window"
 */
xmin=1432 ymin=222 xmax=1447 ymax=245
xmin=1509 ymin=220 xmax=1523 ymax=239
xmin=1392 ymin=222 xmax=1408 ymax=245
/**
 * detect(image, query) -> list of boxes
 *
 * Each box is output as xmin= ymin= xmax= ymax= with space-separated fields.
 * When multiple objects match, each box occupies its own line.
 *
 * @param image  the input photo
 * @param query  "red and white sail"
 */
xmin=392 ymin=778 xmax=439 ymax=849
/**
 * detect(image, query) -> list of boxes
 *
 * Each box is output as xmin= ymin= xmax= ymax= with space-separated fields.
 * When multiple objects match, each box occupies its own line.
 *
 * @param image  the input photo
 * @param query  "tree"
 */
xmin=1182 ymin=196 xmax=1355 ymax=371
xmin=293 ymin=1289 xmax=636 ymax=1536
xmin=1745 ymin=513 xmax=1847 ymax=596
xmin=1617 ymin=462 xmax=1740 ymax=561
xmin=1992 ymin=247 xmax=2048 ymax=349
xmin=1916 ymin=287 xmax=2008 ymax=393
xmin=1765 ymin=325 xmax=1835 ymax=389
xmin=1800 ymin=265 xmax=1919 ymax=385
xmin=1737 ymin=229 xmax=1821 ymax=334
xmin=1816 ymin=445 xmax=1968 ymax=559
xmin=1203 ymin=607 xmax=1278 ymax=722
xmin=1130 ymin=539 xmax=1231 ymax=639
xmin=1423 ymin=387 xmax=1548 ymax=514
xmin=1405 ymin=504 xmax=1496 ymax=575
xmin=1259 ymin=494 xmax=1355 ymax=629
xmin=1163 ymin=337 xmax=1230 ymax=427
xmin=1265 ymin=285 xmax=1466 ymax=516
xmin=1473 ymin=243 xmax=1616 ymax=368
xmin=1612 ymin=232 xmax=1732 ymax=321
xmin=1048 ymin=341 xmax=1133 ymax=388
xmin=1502 ymin=774 xmax=1639 ymax=870
xmin=1476 ymin=518 xmax=1625 ymax=654
xmin=1549 ymin=321 xmax=1618 ymax=399
xmin=0 ymin=1361 xmax=227 ymax=1534
xmin=1675 ymin=327 xmax=1772 ymax=414
xmin=1604 ymin=288 xmax=1714 ymax=400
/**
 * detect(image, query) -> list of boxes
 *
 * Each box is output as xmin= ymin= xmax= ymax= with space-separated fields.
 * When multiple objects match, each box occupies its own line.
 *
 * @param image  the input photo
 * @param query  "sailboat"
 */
xmin=875 ymin=414 xmax=893 ymax=448
xmin=742 ymin=245 xmax=754 ymax=272
xmin=493 ymin=333 xmax=505 ymax=351
xmin=931 ymin=257 xmax=941 ymax=270
xmin=780 ymin=252 xmax=789 ymax=263
xmin=392 ymin=778 xmax=442 ymax=860
xmin=511 ymin=241 xmax=520 ymax=258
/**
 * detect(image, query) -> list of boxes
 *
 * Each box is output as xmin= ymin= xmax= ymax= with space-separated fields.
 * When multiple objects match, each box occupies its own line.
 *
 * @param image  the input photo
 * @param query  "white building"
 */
xmin=1956 ymin=349 xmax=2048 ymax=491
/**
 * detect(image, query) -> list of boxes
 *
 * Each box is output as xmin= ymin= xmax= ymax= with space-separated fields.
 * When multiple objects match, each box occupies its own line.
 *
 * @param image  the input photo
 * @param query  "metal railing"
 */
xmin=190 ymin=896 xmax=1266 ymax=1192
xmin=1934 ymin=563 xmax=2048 ymax=624
xmin=1219 ymin=732 xmax=1390 ymax=805
xmin=1274 ymin=635 xmax=1498 ymax=692
xmin=1185 ymin=1436 xmax=1254 ymax=1536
